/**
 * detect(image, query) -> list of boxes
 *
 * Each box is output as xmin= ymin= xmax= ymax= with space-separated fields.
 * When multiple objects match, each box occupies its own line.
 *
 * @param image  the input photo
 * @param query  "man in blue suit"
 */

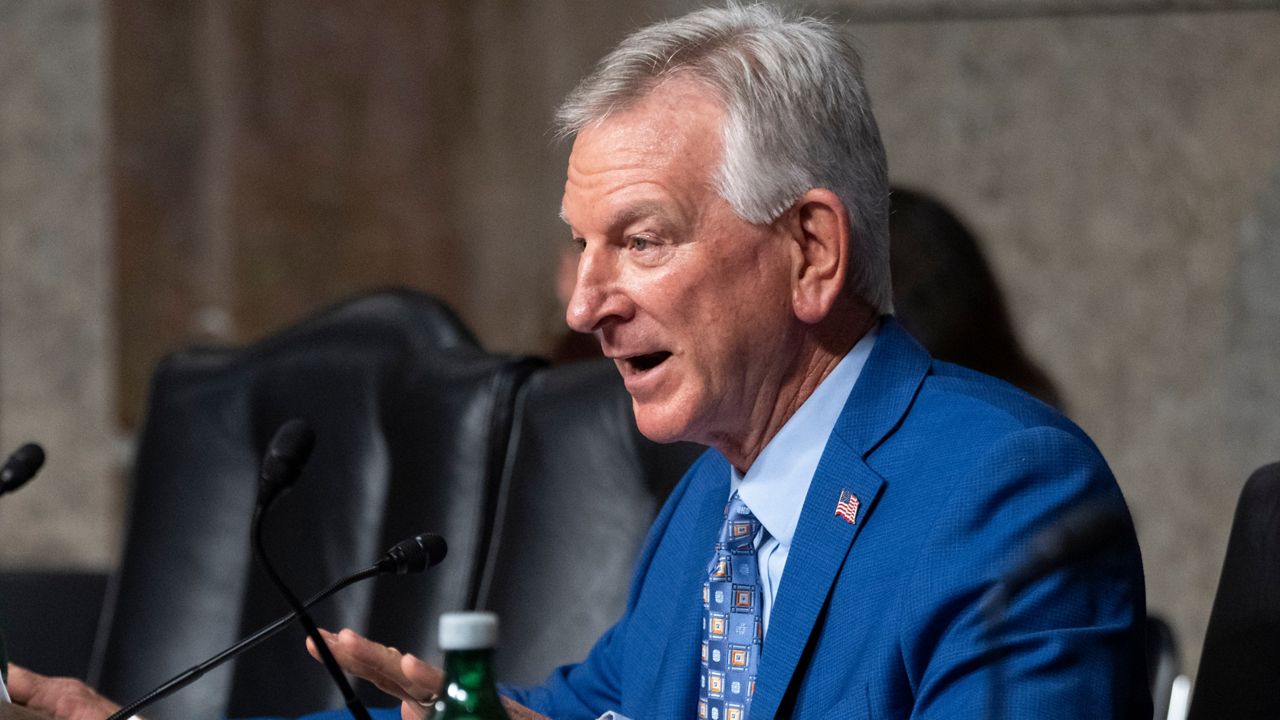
xmin=315 ymin=5 xmax=1146 ymax=718
xmin=543 ymin=0 xmax=1146 ymax=714
xmin=9 ymin=4 xmax=1148 ymax=720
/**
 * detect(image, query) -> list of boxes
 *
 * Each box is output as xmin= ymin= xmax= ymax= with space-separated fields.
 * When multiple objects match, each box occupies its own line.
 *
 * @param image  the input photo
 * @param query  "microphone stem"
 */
xmin=106 ymin=565 xmax=380 ymax=720
xmin=250 ymin=504 xmax=372 ymax=720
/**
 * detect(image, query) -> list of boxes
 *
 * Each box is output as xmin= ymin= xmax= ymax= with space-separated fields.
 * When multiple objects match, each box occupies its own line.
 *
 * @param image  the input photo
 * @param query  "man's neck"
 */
xmin=715 ymin=310 xmax=877 ymax=473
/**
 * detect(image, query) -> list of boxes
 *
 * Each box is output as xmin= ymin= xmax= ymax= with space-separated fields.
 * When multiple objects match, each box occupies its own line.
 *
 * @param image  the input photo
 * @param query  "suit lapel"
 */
xmin=643 ymin=455 xmax=732 ymax=717
xmin=750 ymin=317 xmax=930 ymax=718
xmin=830 ymin=316 xmax=932 ymax=455
xmin=749 ymin=439 xmax=884 ymax=719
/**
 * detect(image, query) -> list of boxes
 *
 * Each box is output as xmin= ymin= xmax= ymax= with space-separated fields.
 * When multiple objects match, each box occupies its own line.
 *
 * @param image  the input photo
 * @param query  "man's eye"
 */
xmin=630 ymin=236 xmax=652 ymax=251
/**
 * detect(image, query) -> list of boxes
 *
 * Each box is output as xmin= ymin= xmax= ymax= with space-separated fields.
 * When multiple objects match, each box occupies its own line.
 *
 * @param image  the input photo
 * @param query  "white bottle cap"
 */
xmin=439 ymin=611 xmax=498 ymax=650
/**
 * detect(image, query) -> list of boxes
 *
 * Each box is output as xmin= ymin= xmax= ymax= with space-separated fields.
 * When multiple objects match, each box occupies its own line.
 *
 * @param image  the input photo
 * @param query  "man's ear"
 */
xmin=786 ymin=188 xmax=851 ymax=324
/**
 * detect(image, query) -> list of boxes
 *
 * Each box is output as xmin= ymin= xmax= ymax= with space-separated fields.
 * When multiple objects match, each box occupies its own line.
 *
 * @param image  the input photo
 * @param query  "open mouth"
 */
xmin=626 ymin=351 xmax=672 ymax=372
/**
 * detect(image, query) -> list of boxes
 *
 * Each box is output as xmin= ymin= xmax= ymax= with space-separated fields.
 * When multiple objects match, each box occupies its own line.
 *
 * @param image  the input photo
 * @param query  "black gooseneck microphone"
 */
xmin=251 ymin=419 xmax=371 ymax=720
xmin=0 ymin=443 xmax=45 ymax=495
xmin=980 ymin=500 xmax=1129 ymax=720
xmin=104 ymin=532 xmax=447 ymax=720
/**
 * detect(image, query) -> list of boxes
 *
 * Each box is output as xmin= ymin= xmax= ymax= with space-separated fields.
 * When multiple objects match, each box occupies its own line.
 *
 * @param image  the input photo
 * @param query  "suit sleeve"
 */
xmin=899 ymin=426 xmax=1150 ymax=719
xmin=500 ymin=622 xmax=631 ymax=719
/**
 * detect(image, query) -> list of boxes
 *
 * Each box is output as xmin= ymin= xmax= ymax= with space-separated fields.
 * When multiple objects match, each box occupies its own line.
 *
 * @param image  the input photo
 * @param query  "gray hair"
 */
xmin=556 ymin=3 xmax=892 ymax=313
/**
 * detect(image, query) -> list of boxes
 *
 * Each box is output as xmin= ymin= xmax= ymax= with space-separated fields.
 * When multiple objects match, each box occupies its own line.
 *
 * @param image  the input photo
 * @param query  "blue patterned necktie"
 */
xmin=698 ymin=491 xmax=762 ymax=720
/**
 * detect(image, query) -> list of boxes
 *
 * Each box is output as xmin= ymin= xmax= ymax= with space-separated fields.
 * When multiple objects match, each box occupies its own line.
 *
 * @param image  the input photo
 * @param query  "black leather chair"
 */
xmin=1187 ymin=461 xmax=1280 ymax=720
xmin=479 ymin=360 xmax=701 ymax=684
xmin=93 ymin=290 xmax=543 ymax=718
xmin=0 ymin=571 xmax=108 ymax=680
xmin=1 ymin=289 xmax=702 ymax=719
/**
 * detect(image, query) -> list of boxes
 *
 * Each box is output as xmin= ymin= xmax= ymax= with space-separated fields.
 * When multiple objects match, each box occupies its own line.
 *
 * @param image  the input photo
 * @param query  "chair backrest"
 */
xmin=91 ymin=290 xmax=540 ymax=719
xmin=478 ymin=360 xmax=703 ymax=684
xmin=1187 ymin=462 xmax=1280 ymax=720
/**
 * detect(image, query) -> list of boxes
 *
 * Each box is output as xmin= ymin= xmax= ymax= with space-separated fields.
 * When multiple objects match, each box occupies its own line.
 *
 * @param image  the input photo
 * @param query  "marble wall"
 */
xmin=0 ymin=0 xmax=119 ymax=567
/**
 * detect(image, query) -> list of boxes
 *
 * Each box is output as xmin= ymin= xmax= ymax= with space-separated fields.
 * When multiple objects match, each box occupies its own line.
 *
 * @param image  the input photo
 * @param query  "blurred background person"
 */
xmin=890 ymin=186 xmax=1062 ymax=407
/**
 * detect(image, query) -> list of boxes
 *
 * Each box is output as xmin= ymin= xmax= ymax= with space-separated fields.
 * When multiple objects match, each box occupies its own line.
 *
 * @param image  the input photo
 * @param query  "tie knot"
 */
xmin=723 ymin=492 xmax=760 ymax=550
xmin=727 ymin=492 xmax=754 ymax=518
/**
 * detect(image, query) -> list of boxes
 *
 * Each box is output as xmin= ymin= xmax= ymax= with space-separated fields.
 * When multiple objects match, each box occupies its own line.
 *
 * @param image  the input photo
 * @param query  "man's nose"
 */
xmin=566 ymin=247 xmax=629 ymax=334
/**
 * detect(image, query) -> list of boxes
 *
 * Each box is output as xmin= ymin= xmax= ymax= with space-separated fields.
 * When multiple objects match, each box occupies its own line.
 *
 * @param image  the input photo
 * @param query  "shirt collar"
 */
xmin=731 ymin=323 xmax=878 ymax=549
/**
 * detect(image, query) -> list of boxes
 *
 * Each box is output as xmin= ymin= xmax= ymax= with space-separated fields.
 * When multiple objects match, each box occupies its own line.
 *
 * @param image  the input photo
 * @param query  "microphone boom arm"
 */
xmin=250 ymin=501 xmax=372 ymax=720
xmin=106 ymin=564 xmax=378 ymax=720
xmin=105 ymin=531 xmax=444 ymax=720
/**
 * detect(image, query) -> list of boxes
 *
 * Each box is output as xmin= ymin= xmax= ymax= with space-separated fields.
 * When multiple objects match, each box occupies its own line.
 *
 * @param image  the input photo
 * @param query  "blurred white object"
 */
xmin=1166 ymin=674 xmax=1191 ymax=720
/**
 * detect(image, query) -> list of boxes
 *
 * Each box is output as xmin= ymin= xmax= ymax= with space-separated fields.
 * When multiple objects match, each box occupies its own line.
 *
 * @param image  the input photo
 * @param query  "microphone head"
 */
xmin=258 ymin=419 xmax=316 ymax=503
xmin=0 ymin=442 xmax=46 ymax=494
xmin=380 ymin=533 xmax=448 ymax=575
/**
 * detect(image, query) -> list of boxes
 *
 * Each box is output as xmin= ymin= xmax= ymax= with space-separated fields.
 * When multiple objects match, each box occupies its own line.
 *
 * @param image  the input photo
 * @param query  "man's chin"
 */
xmin=630 ymin=401 xmax=694 ymax=445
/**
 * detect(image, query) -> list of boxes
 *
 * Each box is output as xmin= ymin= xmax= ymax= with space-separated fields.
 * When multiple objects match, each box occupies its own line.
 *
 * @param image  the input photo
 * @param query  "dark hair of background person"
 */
xmin=890 ymin=186 xmax=1062 ymax=408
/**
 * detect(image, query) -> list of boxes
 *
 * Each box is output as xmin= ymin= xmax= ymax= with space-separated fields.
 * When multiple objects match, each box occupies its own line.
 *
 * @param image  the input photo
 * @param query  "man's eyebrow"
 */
xmin=559 ymin=201 xmax=674 ymax=233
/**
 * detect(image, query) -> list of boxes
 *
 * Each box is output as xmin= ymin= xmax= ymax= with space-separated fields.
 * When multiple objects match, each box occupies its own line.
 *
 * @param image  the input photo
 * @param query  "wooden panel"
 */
xmin=226 ymin=2 xmax=471 ymax=342
xmin=112 ymin=2 xmax=474 ymax=426
xmin=111 ymin=1 xmax=215 ymax=427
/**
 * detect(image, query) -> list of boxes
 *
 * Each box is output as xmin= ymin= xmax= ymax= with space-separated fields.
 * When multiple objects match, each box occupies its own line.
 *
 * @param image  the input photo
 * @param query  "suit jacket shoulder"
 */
xmin=771 ymin=318 xmax=1150 ymax=718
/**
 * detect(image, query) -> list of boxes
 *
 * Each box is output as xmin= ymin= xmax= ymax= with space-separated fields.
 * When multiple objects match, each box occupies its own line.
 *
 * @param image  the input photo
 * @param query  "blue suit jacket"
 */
xmin=508 ymin=318 xmax=1149 ymax=719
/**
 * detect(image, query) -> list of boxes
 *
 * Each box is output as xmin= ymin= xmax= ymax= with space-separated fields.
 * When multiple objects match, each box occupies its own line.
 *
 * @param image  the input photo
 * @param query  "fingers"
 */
xmin=320 ymin=628 xmax=410 ymax=701
xmin=7 ymin=664 xmax=122 ymax=720
xmin=312 ymin=628 xmax=439 ymax=706
xmin=400 ymin=699 xmax=431 ymax=720
xmin=399 ymin=652 xmax=444 ymax=701
xmin=6 ymin=664 xmax=40 ymax=704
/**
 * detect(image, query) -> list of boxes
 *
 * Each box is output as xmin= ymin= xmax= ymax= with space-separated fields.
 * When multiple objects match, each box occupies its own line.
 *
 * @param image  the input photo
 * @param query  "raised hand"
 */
xmin=308 ymin=628 xmax=441 ymax=719
xmin=309 ymin=628 xmax=549 ymax=720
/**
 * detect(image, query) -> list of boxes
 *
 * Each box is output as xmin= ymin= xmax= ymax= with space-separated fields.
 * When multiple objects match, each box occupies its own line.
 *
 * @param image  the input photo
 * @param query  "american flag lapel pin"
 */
xmin=834 ymin=488 xmax=860 ymax=524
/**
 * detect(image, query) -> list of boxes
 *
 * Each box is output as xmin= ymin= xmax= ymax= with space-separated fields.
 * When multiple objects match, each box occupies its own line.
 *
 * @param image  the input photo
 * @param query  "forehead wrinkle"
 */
xmin=606 ymin=199 xmax=678 ymax=230
xmin=562 ymin=193 xmax=683 ymax=235
xmin=564 ymin=156 xmax=693 ymax=224
xmin=563 ymin=79 xmax=727 ymax=234
xmin=566 ymin=106 xmax=698 ymax=188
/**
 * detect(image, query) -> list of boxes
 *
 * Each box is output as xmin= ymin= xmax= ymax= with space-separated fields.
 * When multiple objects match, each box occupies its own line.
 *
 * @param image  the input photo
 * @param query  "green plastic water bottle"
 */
xmin=432 ymin=612 xmax=511 ymax=720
